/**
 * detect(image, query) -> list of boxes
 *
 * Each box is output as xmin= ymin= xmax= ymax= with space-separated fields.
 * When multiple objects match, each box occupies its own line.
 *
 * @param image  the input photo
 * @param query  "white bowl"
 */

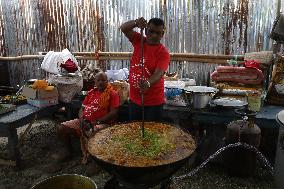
xmin=184 ymin=86 xmax=218 ymax=93
xmin=178 ymin=78 xmax=196 ymax=87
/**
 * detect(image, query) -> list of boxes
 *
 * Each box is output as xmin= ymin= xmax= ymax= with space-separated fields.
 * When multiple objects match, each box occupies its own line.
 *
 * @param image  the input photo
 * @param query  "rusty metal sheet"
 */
xmin=0 ymin=0 xmax=282 ymax=86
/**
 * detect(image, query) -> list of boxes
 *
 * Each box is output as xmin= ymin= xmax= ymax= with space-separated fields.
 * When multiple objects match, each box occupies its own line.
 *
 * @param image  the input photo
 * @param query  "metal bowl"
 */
xmin=31 ymin=174 xmax=97 ymax=189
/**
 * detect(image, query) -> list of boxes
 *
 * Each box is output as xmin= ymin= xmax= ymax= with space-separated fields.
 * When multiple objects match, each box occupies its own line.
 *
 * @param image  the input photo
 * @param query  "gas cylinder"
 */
xmin=224 ymin=108 xmax=261 ymax=177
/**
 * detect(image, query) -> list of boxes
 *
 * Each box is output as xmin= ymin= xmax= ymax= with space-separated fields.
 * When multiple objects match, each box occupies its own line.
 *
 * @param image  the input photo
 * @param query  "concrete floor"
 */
xmin=0 ymin=118 xmax=276 ymax=189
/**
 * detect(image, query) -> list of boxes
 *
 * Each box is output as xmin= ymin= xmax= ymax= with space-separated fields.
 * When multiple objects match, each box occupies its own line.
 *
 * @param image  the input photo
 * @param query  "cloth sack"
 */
xmin=111 ymin=80 xmax=129 ymax=105
xmin=48 ymin=74 xmax=83 ymax=103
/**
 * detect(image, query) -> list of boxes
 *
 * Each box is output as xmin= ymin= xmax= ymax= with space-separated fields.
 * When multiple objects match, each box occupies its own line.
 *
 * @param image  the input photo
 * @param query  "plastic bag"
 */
xmin=41 ymin=49 xmax=80 ymax=74
xmin=105 ymin=68 xmax=129 ymax=81
xmin=41 ymin=51 xmax=63 ymax=74
xmin=60 ymin=49 xmax=80 ymax=72
xmin=105 ymin=70 xmax=114 ymax=81
xmin=113 ymin=69 xmax=127 ymax=81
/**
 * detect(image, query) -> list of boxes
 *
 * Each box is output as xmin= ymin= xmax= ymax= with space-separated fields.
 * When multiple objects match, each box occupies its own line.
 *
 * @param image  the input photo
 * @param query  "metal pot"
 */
xmin=192 ymin=93 xmax=211 ymax=109
xmin=184 ymin=86 xmax=218 ymax=109
xmin=184 ymin=92 xmax=213 ymax=109
xmin=31 ymin=174 xmax=97 ymax=189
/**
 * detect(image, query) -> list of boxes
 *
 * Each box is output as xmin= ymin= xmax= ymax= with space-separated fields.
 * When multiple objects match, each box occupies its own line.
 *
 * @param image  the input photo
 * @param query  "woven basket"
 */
xmin=111 ymin=80 xmax=129 ymax=105
xmin=267 ymin=86 xmax=284 ymax=106
xmin=266 ymin=53 xmax=284 ymax=105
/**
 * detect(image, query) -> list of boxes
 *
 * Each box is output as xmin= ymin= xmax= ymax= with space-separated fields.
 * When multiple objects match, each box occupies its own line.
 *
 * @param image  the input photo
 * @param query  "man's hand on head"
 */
xmin=135 ymin=17 xmax=147 ymax=29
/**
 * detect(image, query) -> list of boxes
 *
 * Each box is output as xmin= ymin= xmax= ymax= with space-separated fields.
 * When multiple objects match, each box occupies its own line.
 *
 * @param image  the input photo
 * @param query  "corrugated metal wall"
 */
xmin=0 ymin=0 xmax=283 ymax=86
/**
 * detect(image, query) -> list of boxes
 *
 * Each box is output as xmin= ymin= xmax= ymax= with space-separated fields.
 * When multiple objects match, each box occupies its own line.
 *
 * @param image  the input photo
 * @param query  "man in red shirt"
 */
xmin=53 ymin=72 xmax=120 ymax=166
xmin=120 ymin=17 xmax=170 ymax=121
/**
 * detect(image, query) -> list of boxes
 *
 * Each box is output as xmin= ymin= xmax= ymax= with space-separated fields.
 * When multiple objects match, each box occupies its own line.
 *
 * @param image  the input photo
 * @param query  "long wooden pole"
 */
xmin=0 ymin=52 xmax=245 ymax=65
xmin=37 ymin=51 xmax=244 ymax=59
xmin=140 ymin=29 xmax=145 ymax=138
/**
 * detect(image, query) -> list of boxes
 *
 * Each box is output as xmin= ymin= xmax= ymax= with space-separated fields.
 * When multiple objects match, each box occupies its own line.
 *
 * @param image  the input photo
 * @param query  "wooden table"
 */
xmin=70 ymin=96 xmax=283 ymax=128
xmin=0 ymin=104 xmax=58 ymax=167
xmin=191 ymin=105 xmax=284 ymax=128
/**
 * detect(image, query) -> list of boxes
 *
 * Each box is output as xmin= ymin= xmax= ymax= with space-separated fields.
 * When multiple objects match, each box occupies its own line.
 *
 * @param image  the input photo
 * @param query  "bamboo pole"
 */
xmin=40 ymin=51 xmax=243 ymax=60
xmin=170 ymin=53 xmax=244 ymax=60
xmin=170 ymin=58 xmax=244 ymax=64
xmin=0 ymin=52 xmax=245 ymax=63
xmin=0 ymin=55 xmax=243 ymax=63
xmin=0 ymin=52 xmax=270 ymax=69
xmin=75 ymin=56 xmax=130 ymax=60
xmin=0 ymin=55 xmax=45 ymax=61
xmin=38 ymin=51 xmax=133 ymax=57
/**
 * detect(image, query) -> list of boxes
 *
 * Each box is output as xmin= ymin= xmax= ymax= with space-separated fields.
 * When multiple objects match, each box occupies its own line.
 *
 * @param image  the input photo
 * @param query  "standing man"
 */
xmin=120 ymin=17 xmax=170 ymax=121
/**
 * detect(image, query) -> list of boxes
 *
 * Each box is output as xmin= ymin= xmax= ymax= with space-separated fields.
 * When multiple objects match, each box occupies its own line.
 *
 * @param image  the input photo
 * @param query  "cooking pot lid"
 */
xmin=213 ymin=97 xmax=247 ymax=107
xmin=184 ymin=86 xmax=218 ymax=93
xmin=277 ymin=110 xmax=284 ymax=126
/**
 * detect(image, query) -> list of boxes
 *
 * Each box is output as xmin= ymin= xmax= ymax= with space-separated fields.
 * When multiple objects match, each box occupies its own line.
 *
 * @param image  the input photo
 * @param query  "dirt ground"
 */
xmin=0 ymin=118 xmax=276 ymax=189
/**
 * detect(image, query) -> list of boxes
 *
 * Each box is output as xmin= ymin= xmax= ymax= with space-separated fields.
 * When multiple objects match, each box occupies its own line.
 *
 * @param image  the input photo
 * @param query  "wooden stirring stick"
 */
xmin=140 ymin=28 xmax=145 ymax=138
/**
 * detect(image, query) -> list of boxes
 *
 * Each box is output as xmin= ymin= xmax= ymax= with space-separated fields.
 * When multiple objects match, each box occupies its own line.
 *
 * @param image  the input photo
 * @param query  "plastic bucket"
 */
xmin=31 ymin=174 xmax=97 ymax=189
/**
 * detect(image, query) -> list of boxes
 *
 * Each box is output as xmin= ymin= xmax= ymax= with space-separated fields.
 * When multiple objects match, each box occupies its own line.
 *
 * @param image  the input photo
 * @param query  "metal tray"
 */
xmin=213 ymin=97 xmax=247 ymax=107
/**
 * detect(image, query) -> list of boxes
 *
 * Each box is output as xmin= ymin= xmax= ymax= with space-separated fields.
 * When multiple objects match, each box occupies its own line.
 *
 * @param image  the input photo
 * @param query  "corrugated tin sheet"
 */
xmin=0 ymin=0 xmax=283 ymax=86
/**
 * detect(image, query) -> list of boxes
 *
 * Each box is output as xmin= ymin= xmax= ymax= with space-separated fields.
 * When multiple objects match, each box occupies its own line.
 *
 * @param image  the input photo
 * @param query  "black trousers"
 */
xmin=128 ymin=100 xmax=163 ymax=122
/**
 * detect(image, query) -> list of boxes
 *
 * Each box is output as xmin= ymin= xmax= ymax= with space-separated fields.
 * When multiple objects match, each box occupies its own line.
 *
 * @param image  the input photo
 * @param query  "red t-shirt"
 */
xmin=129 ymin=32 xmax=170 ymax=106
xmin=82 ymin=88 xmax=120 ymax=123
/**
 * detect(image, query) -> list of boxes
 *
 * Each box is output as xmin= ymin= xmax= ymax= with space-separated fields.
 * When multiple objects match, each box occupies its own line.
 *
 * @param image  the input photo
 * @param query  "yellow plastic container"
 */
xmin=247 ymin=91 xmax=262 ymax=112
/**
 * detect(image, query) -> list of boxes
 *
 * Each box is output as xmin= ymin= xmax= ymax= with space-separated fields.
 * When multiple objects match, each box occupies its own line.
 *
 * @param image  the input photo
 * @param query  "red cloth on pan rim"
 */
xmin=60 ymin=59 xmax=78 ymax=73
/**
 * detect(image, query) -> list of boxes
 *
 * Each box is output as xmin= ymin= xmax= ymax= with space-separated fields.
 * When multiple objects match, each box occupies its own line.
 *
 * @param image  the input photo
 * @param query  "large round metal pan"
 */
xmin=88 ymin=121 xmax=196 ymax=188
